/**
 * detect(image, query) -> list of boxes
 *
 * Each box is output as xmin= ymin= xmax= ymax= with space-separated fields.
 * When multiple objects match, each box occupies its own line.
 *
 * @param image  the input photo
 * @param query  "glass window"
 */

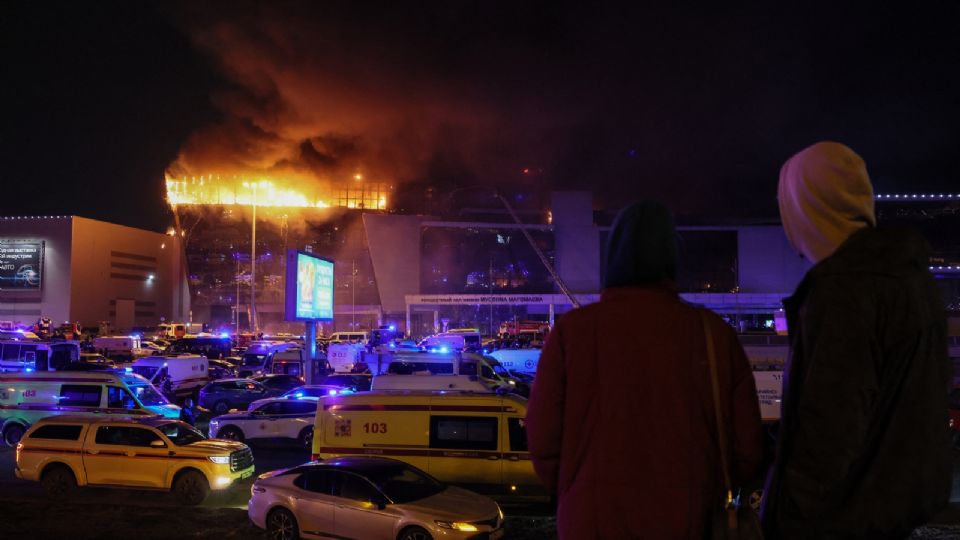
xmin=95 ymin=426 xmax=162 ymax=447
xmin=128 ymin=384 xmax=168 ymax=407
xmin=294 ymin=469 xmax=336 ymax=495
xmin=429 ymin=416 xmax=498 ymax=451
xmin=336 ymin=472 xmax=383 ymax=502
xmin=156 ymin=422 xmax=205 ymax=446
xmin=508 ymin=418 xmax=528 ymax=452
xmin=59 ymin=385 xmax=102 ymax=407
xmin=3 ymin=344 xmax=20 ymax=361
xmin=29 ymin=425 xmax=83 ymax=440
xmin=364 ymin=463 xmax=444 ymax=504
xmin=107 ymin=386 xmax=138 ymax=409
xmin=254 ymin=402 xmax=283 ymax=415
xmin=282 ymin=401 xmax=318 ymax=415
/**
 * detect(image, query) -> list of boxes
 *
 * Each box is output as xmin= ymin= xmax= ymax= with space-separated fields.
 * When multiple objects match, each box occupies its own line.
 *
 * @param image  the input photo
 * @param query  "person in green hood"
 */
xmin=762 ymin=142 xmax=951 ymax=539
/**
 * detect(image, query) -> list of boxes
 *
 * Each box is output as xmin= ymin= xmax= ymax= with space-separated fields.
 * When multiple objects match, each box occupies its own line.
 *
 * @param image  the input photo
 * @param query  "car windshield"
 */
xmin=364 ymin=464 xmax=446 ymax=504
xmin=242 ymin=353 xmax=266 ymax=366
xmin=157 ymin=422 xmax=206 ymax=446
xmin=492 ymin=364 xmax=510 ymax=376
xmin=129 ymin=384 xmax=169 ymax=406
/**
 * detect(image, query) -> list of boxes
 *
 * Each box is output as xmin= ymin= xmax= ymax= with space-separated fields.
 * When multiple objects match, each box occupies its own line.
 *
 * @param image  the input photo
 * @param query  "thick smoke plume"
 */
xmin=166 ymin=2 xmax=575 ymax=195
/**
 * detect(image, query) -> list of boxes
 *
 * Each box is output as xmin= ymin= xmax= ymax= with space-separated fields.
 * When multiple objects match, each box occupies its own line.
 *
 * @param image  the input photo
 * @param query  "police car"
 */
xmin=208 ymin=397 xmax=317 ymax=447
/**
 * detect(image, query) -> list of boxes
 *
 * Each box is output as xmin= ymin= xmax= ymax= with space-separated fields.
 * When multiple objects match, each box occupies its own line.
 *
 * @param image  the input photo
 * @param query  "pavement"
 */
xmin=0 ymin=443 xmax=957 ymax=538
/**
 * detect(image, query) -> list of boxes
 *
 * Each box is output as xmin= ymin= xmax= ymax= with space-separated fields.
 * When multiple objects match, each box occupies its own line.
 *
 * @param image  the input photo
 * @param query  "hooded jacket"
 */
xmin=761 ymin=226 xmax=951 ymax=539
xmin=526 ymin=201 xmax=764 ymax=539
xmin=778 ymin=141 xmax=876 ymax=264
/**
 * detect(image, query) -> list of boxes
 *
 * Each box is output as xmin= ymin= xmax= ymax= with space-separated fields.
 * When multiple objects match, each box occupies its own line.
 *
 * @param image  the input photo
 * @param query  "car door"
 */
xmin=273 ymin=400 xmax=317 ymax=439
xmin=247 ymin=401 xmax=283 ymax=439
xmin=502 ymin=417 xmax=538 ymax=488
xmin=332 ymin=471 xmax=400 ymax=540
xmin=84 ymin=425 xmax=169 ymax=488
xmin=290 ymin=469 xmax=338 ymax=537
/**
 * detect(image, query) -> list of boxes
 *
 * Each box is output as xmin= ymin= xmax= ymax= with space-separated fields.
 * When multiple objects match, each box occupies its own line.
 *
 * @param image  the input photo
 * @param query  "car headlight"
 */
xmin=435 ymin=521 xmax=478 ymax=532
xmin=498 ymin=505 xmax=504 ymax=521
xmin=208 ymin=456 xmax=230 ymax=464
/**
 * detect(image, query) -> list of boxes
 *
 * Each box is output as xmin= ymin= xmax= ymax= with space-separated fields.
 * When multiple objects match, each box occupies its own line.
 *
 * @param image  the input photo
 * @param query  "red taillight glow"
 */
xmin=310 ymin=453 xmax=319 ymax=462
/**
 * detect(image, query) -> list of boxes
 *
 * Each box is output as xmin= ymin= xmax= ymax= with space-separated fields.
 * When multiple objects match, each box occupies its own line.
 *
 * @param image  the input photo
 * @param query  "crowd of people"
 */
xmin=526 ymin=141 xmax=952 ymax=539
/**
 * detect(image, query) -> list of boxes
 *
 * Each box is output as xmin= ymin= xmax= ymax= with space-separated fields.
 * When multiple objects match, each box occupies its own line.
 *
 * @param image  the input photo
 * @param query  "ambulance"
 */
xmin=0 ymin=371 xmax=182 ymax=446
xmin=311 ymin=391 xmax=540 ymax=494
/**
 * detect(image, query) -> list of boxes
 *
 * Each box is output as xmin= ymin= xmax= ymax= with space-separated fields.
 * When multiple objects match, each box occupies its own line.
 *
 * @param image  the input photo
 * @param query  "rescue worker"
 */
xmin=762 ymin=141 xmax=951 ymax=539
xmin=527 ymin=200 xmax=764 ymax=539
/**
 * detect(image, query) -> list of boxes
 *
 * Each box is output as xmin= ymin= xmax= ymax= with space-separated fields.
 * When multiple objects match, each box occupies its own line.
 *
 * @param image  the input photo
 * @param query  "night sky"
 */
xmin=3 ymin=1 xmax=960 ymax=231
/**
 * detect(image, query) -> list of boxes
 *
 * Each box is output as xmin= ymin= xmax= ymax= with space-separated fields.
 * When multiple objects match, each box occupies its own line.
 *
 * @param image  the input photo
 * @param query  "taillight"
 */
xmin=310 ymin=453 xmax=319 ymax=462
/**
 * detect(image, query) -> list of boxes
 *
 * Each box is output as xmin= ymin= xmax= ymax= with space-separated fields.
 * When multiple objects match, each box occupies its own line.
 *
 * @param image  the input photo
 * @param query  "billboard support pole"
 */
xmin=304 ymin=321 xmax=317 ymax=384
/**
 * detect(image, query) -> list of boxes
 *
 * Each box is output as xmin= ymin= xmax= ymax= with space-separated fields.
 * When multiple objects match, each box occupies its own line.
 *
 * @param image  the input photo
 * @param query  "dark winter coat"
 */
xmin=762 ymin=227 xmax=951 ymax=539
xmin=527 ymin=200 xmax=764 ymax=539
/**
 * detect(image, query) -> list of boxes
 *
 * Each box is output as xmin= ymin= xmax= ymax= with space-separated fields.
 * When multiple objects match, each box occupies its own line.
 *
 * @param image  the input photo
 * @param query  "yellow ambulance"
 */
xmin=311 ymin=391 xmax=541 ymax=494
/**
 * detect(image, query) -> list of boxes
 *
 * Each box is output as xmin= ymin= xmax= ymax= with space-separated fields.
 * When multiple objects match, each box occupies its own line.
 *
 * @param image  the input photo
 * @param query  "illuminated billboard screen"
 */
xmin=285 ymin=250 xmax=334 ymax=321
xmin=0 ymin=242 xmax=43 ymax=291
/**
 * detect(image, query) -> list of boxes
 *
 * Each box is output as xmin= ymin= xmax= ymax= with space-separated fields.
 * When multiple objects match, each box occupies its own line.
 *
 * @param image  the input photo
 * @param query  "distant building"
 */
xmin=0 ymin=216 xmax=190 ymax=331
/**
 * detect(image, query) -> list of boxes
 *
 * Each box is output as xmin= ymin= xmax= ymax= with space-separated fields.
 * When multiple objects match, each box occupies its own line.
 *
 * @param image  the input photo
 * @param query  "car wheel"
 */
xmin=172 ymin=470 xmax=209 ymax=505
xmin=398 ymin=526 xmax=433 ymax=540
xmin=213 ymin=400 xmax=230 ymax=415
xmin=266 ymin=507 xmax=300 ymax=540
xmin=41 ymin=465 xmax=77 ymax=500
xmin=2 ymin=423 xmax=26 ymax=447
xmin=298 ymin=427 xmax=313 ymax=448
xmin=219 ymin=426 xmax=244 ymax=442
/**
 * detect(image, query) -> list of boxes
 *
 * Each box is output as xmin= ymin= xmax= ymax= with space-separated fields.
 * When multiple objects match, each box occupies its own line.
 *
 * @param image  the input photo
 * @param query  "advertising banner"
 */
xmin=285 ymin=250 xmax=334 ymax=321
xmin=0 ymin=242 xmax=43 ymax=291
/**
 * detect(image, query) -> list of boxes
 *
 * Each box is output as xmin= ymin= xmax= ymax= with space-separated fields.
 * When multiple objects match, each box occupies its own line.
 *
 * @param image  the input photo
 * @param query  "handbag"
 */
xmin=701 ymin=310 xmax=764 ymax=540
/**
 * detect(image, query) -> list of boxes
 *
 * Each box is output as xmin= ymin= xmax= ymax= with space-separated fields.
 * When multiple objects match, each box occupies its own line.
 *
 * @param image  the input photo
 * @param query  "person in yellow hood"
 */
xmin=762 ymin=142 xmax=951 ymax=539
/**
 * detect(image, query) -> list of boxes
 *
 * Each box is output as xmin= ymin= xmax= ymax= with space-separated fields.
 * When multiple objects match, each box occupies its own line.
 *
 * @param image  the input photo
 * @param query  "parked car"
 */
xmin=318 ymin=373 xmax=373 ymax=392
xmin=199 ymin=378 xmax=270 ymax=416
xmin=252 ymin=374 xmax=304 ymax=395
xmin=208 ymin=359 xmax=237 ymax=380
xmin=209 ymin=397 xmax=317 ymax=447
xmin=16 ymin=416 xmax=254 ymax=505
xmin=248 ymin=457 xmax=504 ymax=540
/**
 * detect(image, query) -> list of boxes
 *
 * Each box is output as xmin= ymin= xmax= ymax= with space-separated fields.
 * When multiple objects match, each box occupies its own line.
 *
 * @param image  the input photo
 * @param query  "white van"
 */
xmin=0 ymin=371 xmax=181 ymax=446
xmin=327 ymin=342 xmax=367 ymax=373
xmin=93 ymin=336 xmax=141 ymax=360
xmin=381 ymin=351 xmax=514 ymax=392
xmin=311 ymin=391 xmax=540 ymax=493
xmin=130 ymin=355 xmax=209 ymax=401
xmin=419 ymin=331 xmax=482 ymax=351
xmin=326 ymin=332 xmax=368 ymax=344
xmin=237 ymin=341 xmax=297 ymax=378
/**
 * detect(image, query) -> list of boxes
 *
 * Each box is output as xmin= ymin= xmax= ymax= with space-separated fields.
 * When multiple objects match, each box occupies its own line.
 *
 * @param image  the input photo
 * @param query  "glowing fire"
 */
xmin=165 ymin=175 xmax=388 ymax=210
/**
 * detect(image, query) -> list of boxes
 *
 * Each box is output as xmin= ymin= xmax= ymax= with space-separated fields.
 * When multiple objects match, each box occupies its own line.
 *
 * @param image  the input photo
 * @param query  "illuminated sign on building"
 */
xmin=0 ymin=242 xmax=43 ymax=291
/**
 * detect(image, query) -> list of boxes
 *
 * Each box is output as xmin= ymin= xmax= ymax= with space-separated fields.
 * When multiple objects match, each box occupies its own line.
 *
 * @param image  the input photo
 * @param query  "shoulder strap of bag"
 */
xmin=701 ymin=310 xmax=734 ymax=511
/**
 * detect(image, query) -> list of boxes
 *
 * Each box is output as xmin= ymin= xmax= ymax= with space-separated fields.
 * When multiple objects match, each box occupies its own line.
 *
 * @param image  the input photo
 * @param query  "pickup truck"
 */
xmin=15 ymin=415 xmax=254 ymax=504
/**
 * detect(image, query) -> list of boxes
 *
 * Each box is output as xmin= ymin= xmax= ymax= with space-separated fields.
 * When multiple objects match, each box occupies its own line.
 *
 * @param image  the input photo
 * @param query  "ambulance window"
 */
xmin=508 ymin=418 xmax=528 ymax=452
xmin=107 ymin=386 xmax=138 ymax=409
xmin=480 ymin=364 xmax=495 ymax=379
xmin=59 ymin=385 xmax=102 ymax=407
xmin=294 ymin=469 xmax=336 ymax=495
xmin=29 ymin=425 xmax=83 ymax=440
xmin=2 ymin=344 xmax=20 ymax=362
xmin=429 ymin=416 xmax=498 ymax=451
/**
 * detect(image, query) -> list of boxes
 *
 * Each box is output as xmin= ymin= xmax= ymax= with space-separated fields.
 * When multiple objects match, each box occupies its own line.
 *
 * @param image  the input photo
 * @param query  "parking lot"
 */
xmin=0 ymin=441 xmax=558 ymax=538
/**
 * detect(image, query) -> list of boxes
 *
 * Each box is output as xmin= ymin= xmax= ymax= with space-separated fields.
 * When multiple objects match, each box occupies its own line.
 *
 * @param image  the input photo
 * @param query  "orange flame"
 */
xmin=165 ymin=174 xmax=388 ymax=210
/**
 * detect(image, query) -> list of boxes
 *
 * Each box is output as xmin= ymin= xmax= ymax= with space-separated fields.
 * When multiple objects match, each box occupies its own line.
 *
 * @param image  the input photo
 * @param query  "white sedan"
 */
xmin=209 ymin=397 xmax=317 ymax=447
xmin=249 ymin=457 xmax=504 ymax=540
